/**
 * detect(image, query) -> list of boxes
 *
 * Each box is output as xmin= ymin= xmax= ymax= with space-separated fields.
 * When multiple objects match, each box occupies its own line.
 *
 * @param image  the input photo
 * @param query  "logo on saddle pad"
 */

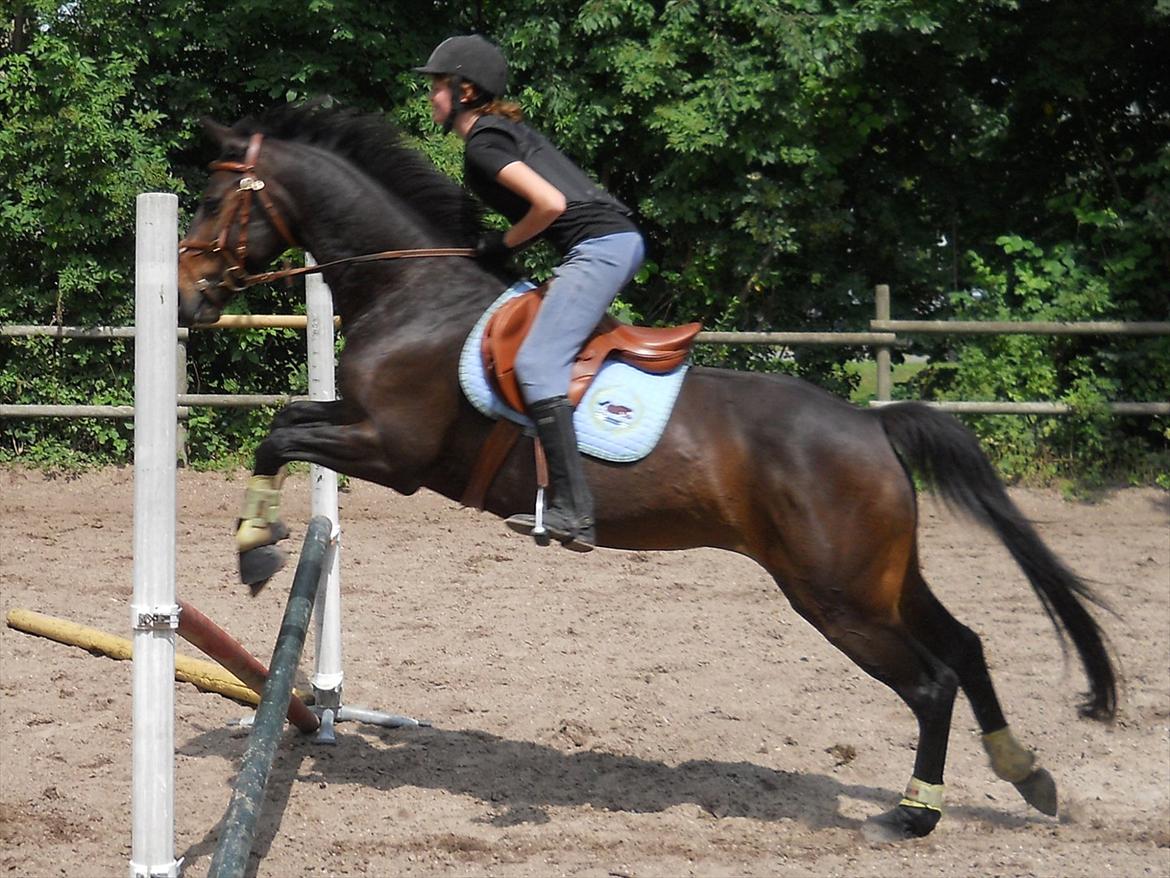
xmin=458 ymin=282 xmax=694 ymax=463
xmin=592 ymin=390 xmax=643 ymax=431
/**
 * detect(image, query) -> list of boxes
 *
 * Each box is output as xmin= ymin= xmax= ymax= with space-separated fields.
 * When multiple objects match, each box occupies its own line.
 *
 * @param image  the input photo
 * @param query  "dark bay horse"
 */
xmin=177 ymin=106 xmax=1116 ymax=843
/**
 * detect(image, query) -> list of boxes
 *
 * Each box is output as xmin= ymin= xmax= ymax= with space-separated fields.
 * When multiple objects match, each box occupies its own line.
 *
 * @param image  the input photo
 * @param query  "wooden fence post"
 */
xmin=875 ymin=284 xmax=892 ymax=402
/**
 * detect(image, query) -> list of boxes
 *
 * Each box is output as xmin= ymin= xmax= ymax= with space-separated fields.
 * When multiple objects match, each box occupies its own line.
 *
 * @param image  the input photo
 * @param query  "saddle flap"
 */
xmin=481 ymin=288 xmax=542 ymax=413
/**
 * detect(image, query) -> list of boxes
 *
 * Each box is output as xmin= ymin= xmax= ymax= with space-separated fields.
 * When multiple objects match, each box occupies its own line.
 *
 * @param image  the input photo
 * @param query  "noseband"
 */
xmin=179 ymin=133 xmax=475 ymax=297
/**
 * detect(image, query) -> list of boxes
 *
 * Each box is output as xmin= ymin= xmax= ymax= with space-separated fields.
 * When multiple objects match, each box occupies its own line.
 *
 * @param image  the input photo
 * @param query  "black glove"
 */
xmin=475 ymin=229 xmax=513 ymax=263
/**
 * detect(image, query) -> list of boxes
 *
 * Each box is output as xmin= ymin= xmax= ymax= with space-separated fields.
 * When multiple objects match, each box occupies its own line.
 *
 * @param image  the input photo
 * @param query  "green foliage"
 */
xmin=1 ymin=0 xmax=1168 ymax=483
xmin=847 ymin=358 xmax=927 ymax=404
xmin=908 ymin=235 xmax=1169 ymax=482
xmin=178 ymin=287 xmax=316 ymax=465
xmin=1 ymin=2 xmax=179 ymax=464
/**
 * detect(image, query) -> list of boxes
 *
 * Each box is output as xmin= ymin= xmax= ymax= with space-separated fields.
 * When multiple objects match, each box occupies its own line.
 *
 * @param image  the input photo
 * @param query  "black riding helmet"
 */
xmin=415 ymin=35 xmax=508 ymax=132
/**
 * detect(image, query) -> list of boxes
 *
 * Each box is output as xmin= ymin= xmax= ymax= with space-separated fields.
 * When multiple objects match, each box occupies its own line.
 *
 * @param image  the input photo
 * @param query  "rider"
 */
xmin=415 ymin=34 xmax=645 ymax=552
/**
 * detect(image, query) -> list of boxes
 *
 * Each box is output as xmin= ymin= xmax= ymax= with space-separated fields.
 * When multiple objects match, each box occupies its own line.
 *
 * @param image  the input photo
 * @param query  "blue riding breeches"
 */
xmin=515 ymin=231 xmax=645 ymax=405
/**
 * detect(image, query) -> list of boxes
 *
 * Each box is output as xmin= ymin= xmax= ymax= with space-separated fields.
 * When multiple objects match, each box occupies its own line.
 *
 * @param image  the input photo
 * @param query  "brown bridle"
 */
xmin=179 ymin=132 xmax=476 ymax=298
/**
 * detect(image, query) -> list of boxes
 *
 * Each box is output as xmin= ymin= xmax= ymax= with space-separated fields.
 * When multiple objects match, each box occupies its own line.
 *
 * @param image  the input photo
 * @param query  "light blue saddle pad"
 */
xmin=458 ymin=282 xmax=691 ymax=463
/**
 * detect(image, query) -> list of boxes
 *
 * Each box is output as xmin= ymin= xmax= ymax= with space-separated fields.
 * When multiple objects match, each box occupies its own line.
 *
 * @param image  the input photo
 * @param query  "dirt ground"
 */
xmin=1 ymin=466 xmax=1167 ymax=878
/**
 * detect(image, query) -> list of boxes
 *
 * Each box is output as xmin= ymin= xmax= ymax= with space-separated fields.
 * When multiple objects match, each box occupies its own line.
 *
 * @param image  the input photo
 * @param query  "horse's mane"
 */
xmin=229 ymin=104 xmax=485 ymax=245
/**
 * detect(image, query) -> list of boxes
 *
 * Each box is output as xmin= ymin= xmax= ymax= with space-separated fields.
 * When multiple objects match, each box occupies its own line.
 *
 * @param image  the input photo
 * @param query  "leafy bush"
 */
xmin=908 ymin=235 xmax=1169 ymax=483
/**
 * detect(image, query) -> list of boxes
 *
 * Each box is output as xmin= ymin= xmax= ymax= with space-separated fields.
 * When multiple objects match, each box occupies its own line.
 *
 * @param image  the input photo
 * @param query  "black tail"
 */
xmin=876 ymin=402 xmax=1118 ymax=721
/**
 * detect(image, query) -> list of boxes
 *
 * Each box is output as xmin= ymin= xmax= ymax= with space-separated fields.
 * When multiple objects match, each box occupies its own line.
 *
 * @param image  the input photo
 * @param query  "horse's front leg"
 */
xmin=265 ymin=398 xmax=361 ymax=435
xmin=234 ymin=400 xmax=357 ymax=585
xmin=237 ymin=409 xmax=392 ymax=590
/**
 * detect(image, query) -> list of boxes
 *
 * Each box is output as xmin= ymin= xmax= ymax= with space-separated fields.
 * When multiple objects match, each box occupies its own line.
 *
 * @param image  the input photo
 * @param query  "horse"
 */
xmin=177 ymin=105 xmax=1116 ymax=843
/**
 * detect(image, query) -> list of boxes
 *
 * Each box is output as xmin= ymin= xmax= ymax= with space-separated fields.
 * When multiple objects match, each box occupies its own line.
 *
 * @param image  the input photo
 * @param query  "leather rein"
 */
xmin=179 ymin=133 xmax=476 ymax=296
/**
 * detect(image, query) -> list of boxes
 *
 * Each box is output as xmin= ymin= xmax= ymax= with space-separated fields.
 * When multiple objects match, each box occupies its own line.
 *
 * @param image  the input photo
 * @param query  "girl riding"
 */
xmin=416 ymin=34 xmax=646 ymax=552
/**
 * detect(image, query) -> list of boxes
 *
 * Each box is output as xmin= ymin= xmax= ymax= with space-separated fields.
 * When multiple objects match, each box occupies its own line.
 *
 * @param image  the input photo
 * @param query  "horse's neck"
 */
xmin=279 ymin=149 xmax=448 ymax=324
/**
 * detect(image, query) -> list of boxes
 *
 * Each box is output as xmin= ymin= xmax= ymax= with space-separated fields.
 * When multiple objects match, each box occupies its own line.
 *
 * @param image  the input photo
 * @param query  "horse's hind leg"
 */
xmin=778 ymin=576 xmax=960 ymax=841
xmin=900 ymin=568 xmax=1058 ymax=815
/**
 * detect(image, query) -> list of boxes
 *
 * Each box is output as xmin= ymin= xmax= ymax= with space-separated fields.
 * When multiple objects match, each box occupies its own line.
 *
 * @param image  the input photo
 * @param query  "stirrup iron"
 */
xmin=533 ymin=485 xmax=546 ymax=537
xmin=529 ymin=486 xmax=552 ymax=546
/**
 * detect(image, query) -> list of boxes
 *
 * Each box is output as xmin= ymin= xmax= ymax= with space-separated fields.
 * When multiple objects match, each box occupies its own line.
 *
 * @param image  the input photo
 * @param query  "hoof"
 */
xmin=1014 ymin=767 xmax=1058 ymax=816
xmin=861 ymin=804 xmax=941 ymax=843
xmin=560 ymin=534 xmax=595 ymax=553
xmin=239 ymin=544 xmax=288 ymax=593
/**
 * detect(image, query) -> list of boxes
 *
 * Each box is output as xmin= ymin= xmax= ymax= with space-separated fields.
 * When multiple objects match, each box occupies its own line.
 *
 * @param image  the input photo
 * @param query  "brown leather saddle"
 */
xmin=462 ymin=284 xmax=702 ymax=510
xmin=482 ymin=283 xmax=702 ymax=411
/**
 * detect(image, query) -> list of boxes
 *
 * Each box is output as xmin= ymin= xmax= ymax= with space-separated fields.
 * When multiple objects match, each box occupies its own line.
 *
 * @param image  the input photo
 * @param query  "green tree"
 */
xmin=2 ymin=0 xmax=1167 ymax=478
xmin=1 ymin=1 xmax=178 ymax=461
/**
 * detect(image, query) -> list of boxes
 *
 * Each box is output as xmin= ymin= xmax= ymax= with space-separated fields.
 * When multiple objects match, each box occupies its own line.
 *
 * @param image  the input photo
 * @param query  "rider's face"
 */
xmin=428 ymin=76 xmax=451 ymax=126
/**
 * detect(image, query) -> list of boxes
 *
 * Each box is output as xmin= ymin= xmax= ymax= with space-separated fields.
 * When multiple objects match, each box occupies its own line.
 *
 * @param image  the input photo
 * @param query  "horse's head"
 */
xmin=178 ymin=120 xmax=300 ymax=326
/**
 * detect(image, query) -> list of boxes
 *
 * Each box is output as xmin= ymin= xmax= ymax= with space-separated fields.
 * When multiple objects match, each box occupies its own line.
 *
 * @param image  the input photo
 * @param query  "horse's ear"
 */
xmin=200 ymin=117 xmax=239 ymax=149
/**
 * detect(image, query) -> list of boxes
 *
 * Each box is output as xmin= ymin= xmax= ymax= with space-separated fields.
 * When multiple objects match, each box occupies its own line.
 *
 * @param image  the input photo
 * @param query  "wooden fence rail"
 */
xmin=2 ymin=284 xmax=1167 ymax=421
xmin=870 ymin=320 xmax=1170 ymax=336
xmin=863 ymin=284 xmax=1170 ymax=413
xmin=869 ymin=400 xmax=1170 ymax=416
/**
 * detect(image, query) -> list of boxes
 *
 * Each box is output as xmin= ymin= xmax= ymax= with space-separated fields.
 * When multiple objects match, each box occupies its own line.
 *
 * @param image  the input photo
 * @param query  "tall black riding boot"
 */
xmin=505 ymin=395 xmax=596 ymax=552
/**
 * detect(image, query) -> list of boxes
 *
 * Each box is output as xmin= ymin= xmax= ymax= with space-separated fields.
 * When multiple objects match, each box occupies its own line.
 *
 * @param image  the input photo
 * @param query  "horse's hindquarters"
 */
xmin=587 ymin=367 xmax=917 ymax=565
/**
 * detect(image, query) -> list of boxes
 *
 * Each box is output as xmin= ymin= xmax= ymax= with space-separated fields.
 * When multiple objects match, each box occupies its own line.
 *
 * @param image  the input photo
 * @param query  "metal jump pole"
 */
xmin=304 ymin=259 xmax=420 ymax=741
xmin=130 ymin=192 xmax=181 ymax=878
xmin=207 ymin=517 xmax=335 ymax=878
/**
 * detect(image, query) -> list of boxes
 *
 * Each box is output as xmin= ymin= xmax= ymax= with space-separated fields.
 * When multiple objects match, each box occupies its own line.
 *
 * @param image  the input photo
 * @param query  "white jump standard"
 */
xmin=131 ymin=192 xmax=181 ymax=878
xmin=129 ymin=194 xmax=420 ymax=878
xmin=304 ymin=266 xmax=419 ymax=742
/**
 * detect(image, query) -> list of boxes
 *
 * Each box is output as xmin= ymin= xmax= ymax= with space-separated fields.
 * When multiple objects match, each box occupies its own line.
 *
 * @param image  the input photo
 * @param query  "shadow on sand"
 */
xmin=177 ymin=721 xmax=1044 ymax=875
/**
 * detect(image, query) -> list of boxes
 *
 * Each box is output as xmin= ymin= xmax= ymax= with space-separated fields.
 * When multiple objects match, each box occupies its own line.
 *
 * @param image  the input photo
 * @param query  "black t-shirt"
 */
xmin=464 ymin=115 xmax=637 ymax=254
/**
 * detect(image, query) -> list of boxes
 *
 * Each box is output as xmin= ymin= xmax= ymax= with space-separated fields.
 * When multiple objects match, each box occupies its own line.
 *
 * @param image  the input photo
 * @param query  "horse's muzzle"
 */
xmin=177 ymin=286 xmax=222 ymax=327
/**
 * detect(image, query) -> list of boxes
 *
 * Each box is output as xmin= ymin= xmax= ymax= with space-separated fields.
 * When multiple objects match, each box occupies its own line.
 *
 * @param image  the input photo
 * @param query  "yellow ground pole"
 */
xmin=6 ymin=608 xmax=263 ymax=705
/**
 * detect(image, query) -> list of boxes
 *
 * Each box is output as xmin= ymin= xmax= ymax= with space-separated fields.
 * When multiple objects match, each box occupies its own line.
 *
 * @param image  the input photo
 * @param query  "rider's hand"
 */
xmin=475 ymin=229 xmax=513 ymax=264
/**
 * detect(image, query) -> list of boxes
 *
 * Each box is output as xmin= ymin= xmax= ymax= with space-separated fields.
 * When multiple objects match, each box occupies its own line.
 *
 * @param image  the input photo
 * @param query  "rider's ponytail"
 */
xmin=480 ymin=99 xmax=524 ymax=122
